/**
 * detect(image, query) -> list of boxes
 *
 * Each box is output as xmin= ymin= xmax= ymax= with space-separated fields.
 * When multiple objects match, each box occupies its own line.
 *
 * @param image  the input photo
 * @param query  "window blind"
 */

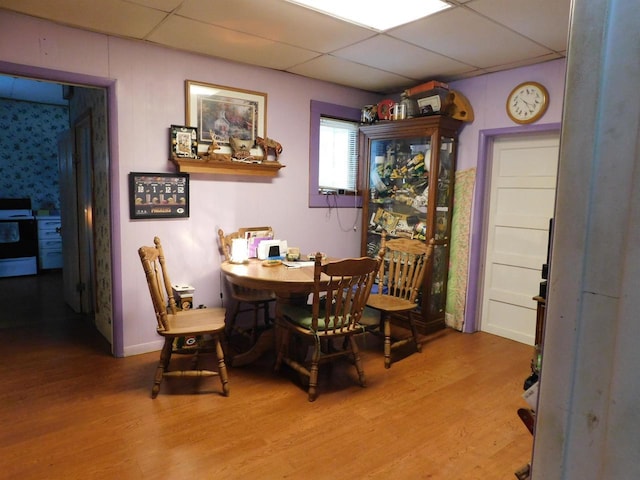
xmin=318 ymin=116 xmax=358 ymax=193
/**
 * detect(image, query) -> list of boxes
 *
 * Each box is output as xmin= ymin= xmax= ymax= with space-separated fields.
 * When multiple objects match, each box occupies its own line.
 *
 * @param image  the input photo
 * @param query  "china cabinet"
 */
xmin=359 ymin=115 xmax=462 ymax=332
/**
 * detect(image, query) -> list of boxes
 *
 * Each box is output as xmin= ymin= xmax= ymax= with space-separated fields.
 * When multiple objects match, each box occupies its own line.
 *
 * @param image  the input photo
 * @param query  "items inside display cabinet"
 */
xmin=366 ymin=137 xmax=455 ymax=252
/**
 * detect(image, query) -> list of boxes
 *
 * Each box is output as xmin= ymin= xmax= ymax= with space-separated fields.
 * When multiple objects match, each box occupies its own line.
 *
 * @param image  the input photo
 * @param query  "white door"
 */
xmin=480 ymin=133 xmax=559 ymax=345
xmin=58 ymin=129 xmax=82 ymax=313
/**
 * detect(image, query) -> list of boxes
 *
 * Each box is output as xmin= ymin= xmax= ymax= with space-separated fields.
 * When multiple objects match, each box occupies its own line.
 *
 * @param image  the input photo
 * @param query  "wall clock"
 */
xmin=506 ymin=81 xmax=549 ymax=124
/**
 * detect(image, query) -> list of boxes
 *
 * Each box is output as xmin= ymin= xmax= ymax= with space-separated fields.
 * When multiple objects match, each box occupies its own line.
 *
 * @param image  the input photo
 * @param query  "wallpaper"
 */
xmin=0 ymin=98 xmax=68 ymax=210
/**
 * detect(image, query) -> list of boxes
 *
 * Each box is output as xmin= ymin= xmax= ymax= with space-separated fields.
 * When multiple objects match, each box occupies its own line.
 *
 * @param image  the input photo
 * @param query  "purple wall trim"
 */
xmin=464 ymin=122 xmax=562 ymax=333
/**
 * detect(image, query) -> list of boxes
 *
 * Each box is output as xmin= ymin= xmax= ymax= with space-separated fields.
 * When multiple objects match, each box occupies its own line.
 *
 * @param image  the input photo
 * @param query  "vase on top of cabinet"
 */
xmin=359 ymin=115 xmax=463 ymax=333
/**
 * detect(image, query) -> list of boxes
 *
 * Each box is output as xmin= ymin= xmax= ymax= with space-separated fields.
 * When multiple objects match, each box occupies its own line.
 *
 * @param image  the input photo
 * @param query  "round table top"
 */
xmin=221 ymin=259 xmax=320 ymax=294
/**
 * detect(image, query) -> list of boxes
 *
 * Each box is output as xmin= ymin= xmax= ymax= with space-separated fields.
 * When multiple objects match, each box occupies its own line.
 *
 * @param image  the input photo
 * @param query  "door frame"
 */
xmin=464 ymin=122 xmax=561 ymax=333
xmin=0 ymin=61 xmax=124 ymax=356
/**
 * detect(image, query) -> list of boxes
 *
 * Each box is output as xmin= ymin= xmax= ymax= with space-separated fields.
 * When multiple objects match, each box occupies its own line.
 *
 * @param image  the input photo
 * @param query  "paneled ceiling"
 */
xmin=0 ymin=0 xmax=570 ymax=97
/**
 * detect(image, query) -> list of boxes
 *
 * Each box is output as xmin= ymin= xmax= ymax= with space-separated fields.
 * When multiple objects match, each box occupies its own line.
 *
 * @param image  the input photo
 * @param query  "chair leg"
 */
xmin=226 ymin=300 xmax=241 ymax=336
xmin=190 ymin=350 xmax=200 ymax=370
xmin=308 ymin=340 xmax=321 ymax=402
xmin=349 ymin=336 xmax=367 ymax=387
xmin=152 ymin=338 xmax=173 ymax=398
xmin=251 ymin=303 xmax=259 ymax=344
xmin=214 ymin=335 xmax=230 ymax=396
xmin=408 ymin=315 xmax=422 ymax=353
xmin=262 ymin=300 xmax=272 ymax=326
xmin=274 ymin=325 xmax=290 ymax=372
xmin=383 ymin=315 xmax=392 ymax=369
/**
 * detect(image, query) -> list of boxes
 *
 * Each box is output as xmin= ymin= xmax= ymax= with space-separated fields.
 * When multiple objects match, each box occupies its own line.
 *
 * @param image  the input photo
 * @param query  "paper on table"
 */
xmin=282 ymin=261 xmax=315 ymax=268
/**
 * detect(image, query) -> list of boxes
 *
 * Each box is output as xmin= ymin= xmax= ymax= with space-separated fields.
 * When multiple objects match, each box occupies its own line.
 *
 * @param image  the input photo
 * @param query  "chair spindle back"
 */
xmin=138 ymin=236 xmax=178 ymax=331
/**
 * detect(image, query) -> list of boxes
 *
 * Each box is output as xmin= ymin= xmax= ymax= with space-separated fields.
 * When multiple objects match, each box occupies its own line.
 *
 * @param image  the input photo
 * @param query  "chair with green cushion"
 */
xmin=274 ymin=252 xmax=382 ymax=402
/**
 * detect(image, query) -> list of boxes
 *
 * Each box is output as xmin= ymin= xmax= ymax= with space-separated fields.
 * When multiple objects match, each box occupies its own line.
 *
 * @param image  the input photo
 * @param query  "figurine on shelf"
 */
xmin=256 ymin=136 xmax=283 ymax=161
xmin=204 ymin=132 xmax=231 ymax=162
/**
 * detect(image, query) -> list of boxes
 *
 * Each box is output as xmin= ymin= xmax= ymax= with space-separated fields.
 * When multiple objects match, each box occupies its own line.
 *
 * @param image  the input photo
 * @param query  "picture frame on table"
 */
xmin=185 ymin=80 xmax=267 ymax=158
xmin=170 ymin=125 xmax=198 ymax=159
xmin=129 ymin=172 xmax=189 ymax=219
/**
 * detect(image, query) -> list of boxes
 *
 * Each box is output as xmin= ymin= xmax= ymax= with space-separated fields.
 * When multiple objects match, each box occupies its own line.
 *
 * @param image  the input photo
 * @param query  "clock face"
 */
xmin=506 ymin=82 xmax=549 ymax=124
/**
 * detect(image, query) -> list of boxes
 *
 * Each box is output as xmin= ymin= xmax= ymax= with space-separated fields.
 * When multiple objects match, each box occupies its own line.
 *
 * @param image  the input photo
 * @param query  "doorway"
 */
xmin=479 ymin=132 xmax=559 ymax=344
xmin=0 ymin=74 xmax=112 ymax=348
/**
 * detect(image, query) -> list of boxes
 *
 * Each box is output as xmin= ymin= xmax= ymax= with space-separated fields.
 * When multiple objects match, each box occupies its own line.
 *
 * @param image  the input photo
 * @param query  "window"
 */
xmin=318 ymin=117 xmax=358 ymax=193
xmin=309 ymin=100 xmax=363 ymax=208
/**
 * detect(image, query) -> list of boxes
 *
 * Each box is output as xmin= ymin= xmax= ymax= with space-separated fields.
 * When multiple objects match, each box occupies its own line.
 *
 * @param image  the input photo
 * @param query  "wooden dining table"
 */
xmin=221 ymin=258 xmax=320 ymax=366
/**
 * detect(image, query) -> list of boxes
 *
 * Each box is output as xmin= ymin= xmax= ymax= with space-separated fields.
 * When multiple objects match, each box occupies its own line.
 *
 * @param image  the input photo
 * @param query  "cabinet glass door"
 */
xmin=365 ymin=135 xmax=432 ymax=258
xmin=429 ymin=135 xmax=455 ymax=316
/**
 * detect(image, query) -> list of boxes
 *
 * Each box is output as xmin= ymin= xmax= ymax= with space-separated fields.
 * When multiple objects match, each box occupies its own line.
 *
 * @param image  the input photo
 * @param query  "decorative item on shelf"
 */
xmin=230 ymin=137 xmax=261 ymax=163
xmin=400 ymin=92 xmax=420 ymax=118
xmin=506 ymin=81 xmax=549 ymax=124
xmin=442 ymin=90 xmax=474 ymax=122
xmin=255 ymin=136 xmax=283 ymax=162
xmin=203 ymin=134 xmax=232 ymax=161
xmin=403 ymin=79 xmax=449 ymax=98
xmin=390 ymin=103 xmax=406 ymax=121
xmin=170 ymin=125 xmax=198 ymax=159
xmin=376 ymin=99 xmax=395 ymax=121
xmin=361 ymin=104 xmax=378 ymax=124
xmin=404 ymin=80 xmax=450 ymax=117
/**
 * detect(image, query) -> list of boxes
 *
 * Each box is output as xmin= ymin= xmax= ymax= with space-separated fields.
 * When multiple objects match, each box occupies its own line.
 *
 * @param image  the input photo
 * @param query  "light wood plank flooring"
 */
xmin=0 ymin=272 xmax=533 ymax=479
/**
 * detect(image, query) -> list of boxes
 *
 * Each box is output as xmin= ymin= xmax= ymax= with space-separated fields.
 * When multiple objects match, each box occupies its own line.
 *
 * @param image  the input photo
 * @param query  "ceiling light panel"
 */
xmin=285 ymin=0 xmax=451 ymax=31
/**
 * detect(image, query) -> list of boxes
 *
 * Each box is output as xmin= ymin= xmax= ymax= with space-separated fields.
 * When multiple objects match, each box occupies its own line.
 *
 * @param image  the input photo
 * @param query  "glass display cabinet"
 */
xmin=359 ymin=115 xmax=463 ymax=332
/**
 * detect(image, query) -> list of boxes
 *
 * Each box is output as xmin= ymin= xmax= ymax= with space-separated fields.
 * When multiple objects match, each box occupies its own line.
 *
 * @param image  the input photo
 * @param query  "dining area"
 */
xmin=137 ymin=225 xmax=437 ymax=402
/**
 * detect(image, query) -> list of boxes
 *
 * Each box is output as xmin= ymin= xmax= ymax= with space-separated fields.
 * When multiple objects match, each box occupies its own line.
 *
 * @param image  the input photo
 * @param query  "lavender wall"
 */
xmin=0 ymin=10 xmax=379 ymax=355
xmin=450 ymin=59 xmax=566 ymax=332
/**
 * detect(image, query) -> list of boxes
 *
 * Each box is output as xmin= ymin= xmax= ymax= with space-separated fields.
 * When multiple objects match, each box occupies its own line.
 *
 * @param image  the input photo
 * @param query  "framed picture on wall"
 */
xmin=170 ymin=125 xmax=198 ymax=159
xmin=129 ymin=172 xmax=189 ymax=219
xmin=185 ymin=80 xmax=266 ymax=157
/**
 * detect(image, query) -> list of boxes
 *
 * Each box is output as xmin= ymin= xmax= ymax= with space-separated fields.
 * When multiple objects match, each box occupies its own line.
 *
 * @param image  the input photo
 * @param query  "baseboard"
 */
xmin=123 ymin=339 xmax=163 ymax=356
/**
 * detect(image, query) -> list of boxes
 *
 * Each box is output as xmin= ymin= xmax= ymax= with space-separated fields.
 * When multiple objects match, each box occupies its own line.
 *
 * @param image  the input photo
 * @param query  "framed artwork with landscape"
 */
xmin=185 ymin=80 xmax=266 ymax=157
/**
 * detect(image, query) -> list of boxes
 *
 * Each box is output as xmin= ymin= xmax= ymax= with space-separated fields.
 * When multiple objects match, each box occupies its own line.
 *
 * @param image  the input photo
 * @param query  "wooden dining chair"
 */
xmin=138 ymin=236 xmax=229 ymax=398
xmin=274 ymin=252 xmax=381 ymax=401
xmin=218 ymin=227 xmax=276 ymax=344
xmin=361 ymin=231 xmax=434 ymax=368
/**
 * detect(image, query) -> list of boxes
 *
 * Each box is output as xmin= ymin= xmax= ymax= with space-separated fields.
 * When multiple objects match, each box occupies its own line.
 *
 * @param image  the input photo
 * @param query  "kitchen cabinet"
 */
xmin=360 ymin=115 xmax=462 ymax=332
xmin=37 ymin=216 xmax=62 ymax=270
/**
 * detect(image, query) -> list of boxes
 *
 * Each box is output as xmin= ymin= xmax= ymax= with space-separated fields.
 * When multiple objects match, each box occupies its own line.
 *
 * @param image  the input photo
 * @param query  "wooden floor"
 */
xmin=0 ymin=272 xmax=533 ymax=479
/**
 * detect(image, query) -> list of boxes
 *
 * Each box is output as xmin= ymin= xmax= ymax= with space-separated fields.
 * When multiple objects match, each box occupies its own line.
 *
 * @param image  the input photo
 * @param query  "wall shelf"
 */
xmin=171 ymin=157 xmax=285 ymax=177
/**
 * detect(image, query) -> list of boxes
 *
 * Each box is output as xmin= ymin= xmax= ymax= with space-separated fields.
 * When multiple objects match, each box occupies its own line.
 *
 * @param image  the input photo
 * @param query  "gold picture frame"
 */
xmin=185 ymin=80 xmax=267 ymax=157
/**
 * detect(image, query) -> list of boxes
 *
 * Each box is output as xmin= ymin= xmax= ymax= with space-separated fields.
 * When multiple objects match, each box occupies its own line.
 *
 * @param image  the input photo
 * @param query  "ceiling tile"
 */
xmin=175 ymin=0 xmax=376 ymax=53
xmin=333 ymin=34 xmax=475 ymax=80
xmin=0 ymin=0 xmax=167 ymax=38
xmin=288 ymin=55 xmax=414 ymax=94
xmin=468 ymin=0 xmax=570 ymax=51
xmin=390 ymin=7 xmax=553 ymax=68
xmin=482 ymin=52 xmax=564 ymax=74
xmin=148 ymin=15 xmax=319 ymax=70
xmin=127 ymin=0 xmax=183 ymax=12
